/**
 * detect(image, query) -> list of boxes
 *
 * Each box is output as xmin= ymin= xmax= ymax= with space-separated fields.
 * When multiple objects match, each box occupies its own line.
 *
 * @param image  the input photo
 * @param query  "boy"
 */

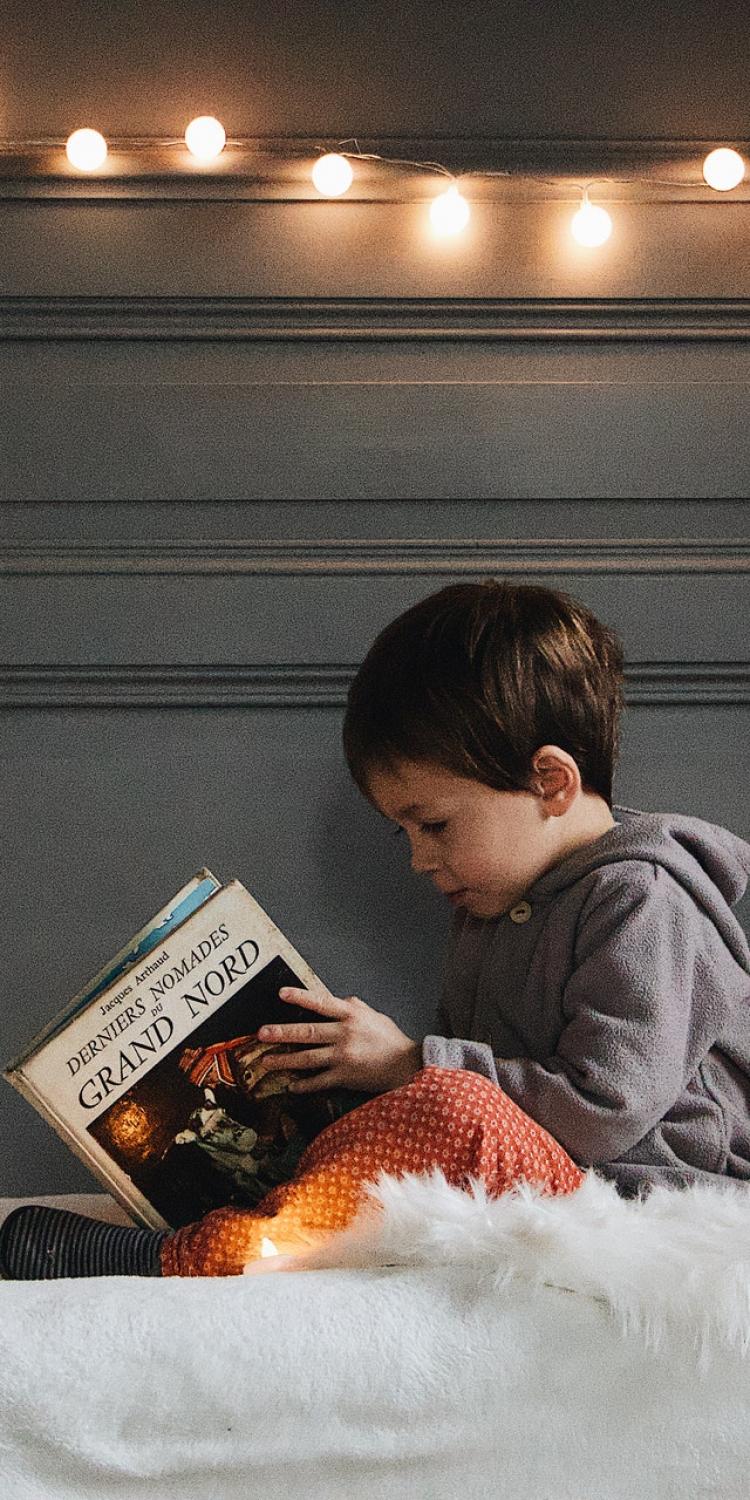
xmin=262 ymin=576 xmax=750 ymax=1196
xmin=4 ymin=578 xmax=750 ymax=1277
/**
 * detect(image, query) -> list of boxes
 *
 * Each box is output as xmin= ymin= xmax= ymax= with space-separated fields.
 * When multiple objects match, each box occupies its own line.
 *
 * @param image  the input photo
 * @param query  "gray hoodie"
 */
xmin=421 ymin=804 xmax=750 ymax=1196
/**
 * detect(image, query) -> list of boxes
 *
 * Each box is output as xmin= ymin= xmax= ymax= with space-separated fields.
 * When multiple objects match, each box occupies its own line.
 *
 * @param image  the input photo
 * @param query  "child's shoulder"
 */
xmin=575 ymin=856 xmax=678 ymax=913
xmin=572 ymin=852 xmax=741 ymax=963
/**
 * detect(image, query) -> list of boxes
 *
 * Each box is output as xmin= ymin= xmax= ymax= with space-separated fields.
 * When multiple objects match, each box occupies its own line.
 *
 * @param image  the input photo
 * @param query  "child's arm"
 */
xmin=424 ymin=865 xmax=736 ymax=1166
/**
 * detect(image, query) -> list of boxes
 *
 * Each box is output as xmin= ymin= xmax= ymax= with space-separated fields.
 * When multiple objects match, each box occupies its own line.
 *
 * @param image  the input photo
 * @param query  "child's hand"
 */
xmin=255 ymin=986 xmax=423 ymax=1095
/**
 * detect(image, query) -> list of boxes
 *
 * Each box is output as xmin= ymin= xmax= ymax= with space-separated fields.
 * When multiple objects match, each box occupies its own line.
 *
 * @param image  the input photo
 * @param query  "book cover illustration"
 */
xmin=87 ymin=950 xmax=366 ymax=1227
xmin=5 ymin=880 xmax=369 ymax=1229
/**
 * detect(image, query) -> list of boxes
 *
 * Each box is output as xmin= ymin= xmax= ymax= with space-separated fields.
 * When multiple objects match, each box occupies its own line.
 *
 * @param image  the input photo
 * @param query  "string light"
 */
xmin=702 ymin=146 xmax=745 ymax=191
xmin=9 ymin=130 xmax=748 ymax=254
xmin=65 ymin=128 xmax=108 ymax=171
xmin=311 ymin=151 xmax=354 ymax=197
xmin=184 ymin=115 xmax=226 ymax=162
xmin=429 ymin=181 xmax=471 ymax=236
xmin=570 ymin=187 xmax=613 ymax=247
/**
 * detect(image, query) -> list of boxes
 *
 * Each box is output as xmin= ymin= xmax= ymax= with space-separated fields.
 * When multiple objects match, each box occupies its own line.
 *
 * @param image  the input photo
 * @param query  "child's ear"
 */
xmin=530 ymin=747 xmax=579 ymax=807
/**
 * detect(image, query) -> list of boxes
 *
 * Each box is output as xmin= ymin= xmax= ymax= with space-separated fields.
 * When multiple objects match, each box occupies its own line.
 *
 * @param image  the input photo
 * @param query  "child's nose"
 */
xmin=409 ymin=845 xmax=439 ymax=875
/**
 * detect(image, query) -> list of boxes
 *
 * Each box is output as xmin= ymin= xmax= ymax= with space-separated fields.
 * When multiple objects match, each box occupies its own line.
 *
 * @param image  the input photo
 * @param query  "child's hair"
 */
xmin=342 ymin=578 xmax=626 ymax=810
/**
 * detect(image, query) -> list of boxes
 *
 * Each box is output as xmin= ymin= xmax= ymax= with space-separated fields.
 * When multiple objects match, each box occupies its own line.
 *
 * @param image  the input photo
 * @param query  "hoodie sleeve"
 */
xmin=422 ymin=866 xmax=728 ymax=1164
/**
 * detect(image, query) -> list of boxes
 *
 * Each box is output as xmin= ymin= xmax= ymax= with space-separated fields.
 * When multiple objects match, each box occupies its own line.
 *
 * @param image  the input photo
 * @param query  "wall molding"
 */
xmin=2 ymin=136 xmax=749 ymax=200
xmin=3 ymin=296 xmax=750 ymax=341
xmin=1 ymin=662 xmax=748 ymax=708
xmin=2 ymin=539 xmax=749 ymax=575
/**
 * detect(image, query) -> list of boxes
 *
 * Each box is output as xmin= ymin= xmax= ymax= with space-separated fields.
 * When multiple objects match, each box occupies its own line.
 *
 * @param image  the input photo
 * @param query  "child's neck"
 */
xmin=551 ymin=795 xmax=617 ymax=869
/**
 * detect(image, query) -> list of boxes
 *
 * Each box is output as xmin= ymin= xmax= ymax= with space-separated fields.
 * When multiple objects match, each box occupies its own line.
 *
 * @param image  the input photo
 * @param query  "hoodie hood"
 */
xmin=526 ymin=804 xmax=750 ymax=972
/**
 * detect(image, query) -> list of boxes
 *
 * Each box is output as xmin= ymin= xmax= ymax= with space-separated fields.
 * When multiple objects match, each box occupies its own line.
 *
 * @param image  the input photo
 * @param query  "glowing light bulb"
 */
xmin=570 ymin=191 xmax=612 ymax=247
xmin=311 ymin=153 xmax=354 ymax=197
xmin=702 ymin=147 xmax=745 ymax=191
xmin=429 ymin=182 xmax=470 ymax=236
xmin=65 ymin=128 xmax=108 ymax=172
xmin=184 ymin=116 xmax=227 ymax=161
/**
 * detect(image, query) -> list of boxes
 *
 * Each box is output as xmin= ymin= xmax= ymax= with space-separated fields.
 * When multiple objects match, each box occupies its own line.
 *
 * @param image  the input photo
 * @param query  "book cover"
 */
xmin=18 ymin=869 xmax=223 ymax=1055
xmin=4 ymin=878 xmax=369 ymax=1230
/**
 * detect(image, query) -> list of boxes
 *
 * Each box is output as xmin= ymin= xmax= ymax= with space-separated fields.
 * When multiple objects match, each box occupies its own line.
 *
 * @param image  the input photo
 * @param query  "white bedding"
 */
xmin=2 ymin=1171 xmax=749 ymax=1500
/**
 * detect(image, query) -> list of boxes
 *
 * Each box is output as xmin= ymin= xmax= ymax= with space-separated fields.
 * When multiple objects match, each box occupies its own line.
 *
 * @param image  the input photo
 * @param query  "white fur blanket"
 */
xmin=262 ymin=1166 xmax=750 ymax=1364
xmin=2 ymin=1170 xmax=750 ymax=1500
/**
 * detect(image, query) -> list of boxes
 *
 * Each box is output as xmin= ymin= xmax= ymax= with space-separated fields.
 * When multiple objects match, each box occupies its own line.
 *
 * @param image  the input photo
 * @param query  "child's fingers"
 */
xmin=260 ymin=1020 xmax=340 ymax=1045
xmin=287 ymin=1070 xmax=337 ymax=1093
xmin=263 ymin=1047 xmax=331 ymax=1072
xmin=277 ymin=985 xmax=352 ymax=1018
xmin=258 ymin=988 xmax=350 ymax=1042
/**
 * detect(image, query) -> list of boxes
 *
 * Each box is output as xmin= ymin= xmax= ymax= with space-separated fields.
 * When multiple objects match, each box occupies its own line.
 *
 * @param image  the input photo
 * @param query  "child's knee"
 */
xmin=414 ymin=1064 xmax=505 ymax=1122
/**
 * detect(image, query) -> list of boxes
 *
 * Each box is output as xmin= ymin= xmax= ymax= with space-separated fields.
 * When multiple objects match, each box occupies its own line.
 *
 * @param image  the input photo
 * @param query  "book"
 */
xmin=4 ymin=872 xmax=371 ymax=1230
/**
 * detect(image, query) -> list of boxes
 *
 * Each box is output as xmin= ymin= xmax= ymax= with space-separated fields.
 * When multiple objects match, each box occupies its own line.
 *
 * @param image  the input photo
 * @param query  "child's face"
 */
xmin=368 ymin=752 xmax=612 ymax=919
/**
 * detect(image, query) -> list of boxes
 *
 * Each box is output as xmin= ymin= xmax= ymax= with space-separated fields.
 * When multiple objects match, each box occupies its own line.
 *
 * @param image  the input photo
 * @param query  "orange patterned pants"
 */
xmin=161 ymin=1065 xmax=584 ymax=1276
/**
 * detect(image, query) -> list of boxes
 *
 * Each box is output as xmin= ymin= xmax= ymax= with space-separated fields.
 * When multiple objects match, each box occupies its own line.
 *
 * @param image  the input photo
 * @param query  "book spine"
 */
xmin=5 ymin=868 xmax=222 ymax=1068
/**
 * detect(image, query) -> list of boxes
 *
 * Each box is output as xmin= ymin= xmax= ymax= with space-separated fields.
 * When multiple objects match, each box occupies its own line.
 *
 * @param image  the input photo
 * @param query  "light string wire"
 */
xmin=1 ymin=131 xmax=746 ymax=199
xmin=324 ymin=139 xmax=744 ymax=198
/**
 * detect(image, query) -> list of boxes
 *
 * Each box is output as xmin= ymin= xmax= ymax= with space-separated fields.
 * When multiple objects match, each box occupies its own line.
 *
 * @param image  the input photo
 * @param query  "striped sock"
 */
xmin=0 ymin=1205 xmax=168 ymax=1279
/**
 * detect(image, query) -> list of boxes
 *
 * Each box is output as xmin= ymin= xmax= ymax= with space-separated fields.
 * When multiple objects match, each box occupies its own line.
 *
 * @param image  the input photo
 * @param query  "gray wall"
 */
xmin=1 ymin=0 xmax=749 ymax=1192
